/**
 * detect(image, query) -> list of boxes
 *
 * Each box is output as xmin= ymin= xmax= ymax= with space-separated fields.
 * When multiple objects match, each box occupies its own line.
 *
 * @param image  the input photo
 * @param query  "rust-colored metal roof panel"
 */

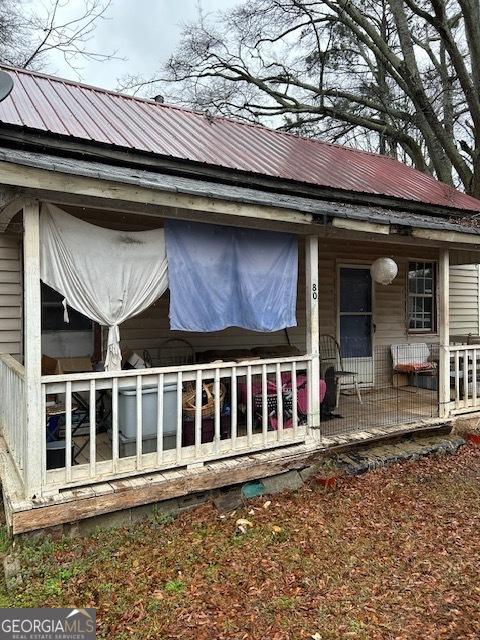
xmin=1 ymin=65 xmax=479 ymax=213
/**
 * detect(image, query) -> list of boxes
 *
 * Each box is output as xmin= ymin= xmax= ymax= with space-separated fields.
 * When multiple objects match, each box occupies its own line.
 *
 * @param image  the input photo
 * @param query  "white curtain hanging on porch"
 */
xmin=40 ymin=204 xmax=168 ymax=371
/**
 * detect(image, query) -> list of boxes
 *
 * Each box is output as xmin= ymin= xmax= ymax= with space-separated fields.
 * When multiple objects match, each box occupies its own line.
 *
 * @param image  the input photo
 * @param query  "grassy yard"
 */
xmin=1 ymin=445 xmax=480 ymax=639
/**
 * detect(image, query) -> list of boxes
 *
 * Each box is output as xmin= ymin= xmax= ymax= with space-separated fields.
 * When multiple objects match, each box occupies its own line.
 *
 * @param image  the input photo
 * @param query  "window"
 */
xmin=41 ymin=283 xmax=92 ymax=331
xmin=407 ymin=262 xmax=436 ymax=333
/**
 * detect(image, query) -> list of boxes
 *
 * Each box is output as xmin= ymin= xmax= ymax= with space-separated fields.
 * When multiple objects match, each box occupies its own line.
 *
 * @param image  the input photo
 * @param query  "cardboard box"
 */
xmin=42 ymin=355 xmax=92 ymax=375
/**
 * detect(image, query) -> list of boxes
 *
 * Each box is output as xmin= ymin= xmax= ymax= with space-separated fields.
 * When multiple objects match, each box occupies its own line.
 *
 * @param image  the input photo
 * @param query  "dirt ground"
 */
xmin=1 ymin=445 xmax=480 ymax=640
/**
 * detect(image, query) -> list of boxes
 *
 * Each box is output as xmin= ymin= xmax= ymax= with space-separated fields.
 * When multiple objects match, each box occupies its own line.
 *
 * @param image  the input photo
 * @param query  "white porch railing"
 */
xmin=41 ymin=355 xmax=312 ymax=491
xmin=0 ymin=355 xmax=26 ymax=483
xmin=448 ymin=345 xmax=480 ymax=414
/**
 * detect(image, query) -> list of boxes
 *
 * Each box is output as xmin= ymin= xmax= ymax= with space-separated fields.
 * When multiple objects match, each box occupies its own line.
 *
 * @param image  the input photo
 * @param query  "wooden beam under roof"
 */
xmin=0 ymin=160 xmax=313 ymax=231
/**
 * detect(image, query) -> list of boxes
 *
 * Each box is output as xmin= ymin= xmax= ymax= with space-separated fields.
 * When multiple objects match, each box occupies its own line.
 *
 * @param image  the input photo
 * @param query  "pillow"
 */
xmin=394 ymin=362 xmax=436 ymax=373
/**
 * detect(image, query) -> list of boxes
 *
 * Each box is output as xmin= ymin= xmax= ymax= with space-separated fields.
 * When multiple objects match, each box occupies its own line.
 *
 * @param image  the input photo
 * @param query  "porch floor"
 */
xmin=68 ymin=386 xmax=439 ymax=464
xmin=322 ymin=386 xmax=438 ymax=437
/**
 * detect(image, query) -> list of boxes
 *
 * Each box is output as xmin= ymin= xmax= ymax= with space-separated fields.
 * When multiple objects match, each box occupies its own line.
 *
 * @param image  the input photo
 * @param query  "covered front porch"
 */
xmin=0 ymin=159 xmax=479 ymax=533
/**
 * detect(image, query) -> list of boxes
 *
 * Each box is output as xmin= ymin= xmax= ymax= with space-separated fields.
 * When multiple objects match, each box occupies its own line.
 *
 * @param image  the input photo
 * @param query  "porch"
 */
xmin=0 ymin=350 xmax=441 ymax=494
xmin=0 ymin=193 xmax=479 ymax=533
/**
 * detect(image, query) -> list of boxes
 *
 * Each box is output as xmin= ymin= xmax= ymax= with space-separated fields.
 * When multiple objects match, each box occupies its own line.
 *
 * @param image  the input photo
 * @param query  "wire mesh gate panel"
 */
xmin=320 ymin=343 xmax=439 ymax=438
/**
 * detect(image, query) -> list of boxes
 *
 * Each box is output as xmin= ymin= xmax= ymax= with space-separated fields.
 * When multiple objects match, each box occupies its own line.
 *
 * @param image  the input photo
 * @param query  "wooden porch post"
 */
xmin=305 ymin=235 xmax=321 ymax=438
xmin=23 ymin=200 xmax=43 ymax=498
xmin=439 ymin=248 xmax=450 ymax=419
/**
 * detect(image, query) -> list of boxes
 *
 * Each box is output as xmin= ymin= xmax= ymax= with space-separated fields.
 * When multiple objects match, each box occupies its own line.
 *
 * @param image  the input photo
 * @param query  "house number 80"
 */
xmin=312 ymin=283 xmax=317 ymax=300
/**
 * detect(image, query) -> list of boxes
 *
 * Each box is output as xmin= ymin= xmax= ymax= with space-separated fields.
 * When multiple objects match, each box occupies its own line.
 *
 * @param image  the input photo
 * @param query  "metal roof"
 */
xmin=3 ymin=146 xmax=480 ymax=238
xmin=1 ymin=65 xmax=480 ymax=214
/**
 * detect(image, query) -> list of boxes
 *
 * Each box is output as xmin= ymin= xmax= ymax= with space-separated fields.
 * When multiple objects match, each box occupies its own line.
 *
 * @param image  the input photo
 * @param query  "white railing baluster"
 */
xmin=35 ymin=354 xmax=313 ymax=490
xmin=0 ymin=356 xmax=26 ymax=484
xmin=112 ymin=377 xmax=119 ymax=472
xmin=195 ymin=369 xmax=202 ymax=458
xmin=3 ymin=370 xmax=8 ymax=445
xmin=214 ymin=368 xmax=221 ymax=453
xmin=157 ymin=373 xmax=164 ymax=466
xmin=463 ymin=349 xmax=468 ymax=404
xmin=136 ymin=375 xmax=143 ymax=470
xmin=89 ymin=379 xmax=96 ymax=478
xmin=307 ymin=359 xmax=313 ymax=430
xmin=65 ymin=381 xmax=72 ymax=482
xmin=17 ymin=374 xmax=21 ymax=469
xmin=473 ymin=349 xmax=478 ymax=408
xmin=455 ymin=350 xmax=460 ymax=409
xmin=41 ymin=384 xmax=47 ymax=487
xmin=246 ymin=365 xmax=253 ymax=447
xmin=261 ymin=364 xmax=268 ymax=446
xmin=7 ymin=371 xmax=12 ymax=464
xmin=231 ymin=366 xmax=237 ymax=451
xmin=276 ymin=362 xmax=283 ymax=438
xmin=176 ymin=371 xmax=183 ymax=463
xmin=291 ymin=361 xmax=298 ymax=438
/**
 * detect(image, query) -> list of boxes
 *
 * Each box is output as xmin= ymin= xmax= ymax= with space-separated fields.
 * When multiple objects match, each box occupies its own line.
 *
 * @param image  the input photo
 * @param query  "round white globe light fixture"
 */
xmin=370 ymin=257 xmax=398 ymax=285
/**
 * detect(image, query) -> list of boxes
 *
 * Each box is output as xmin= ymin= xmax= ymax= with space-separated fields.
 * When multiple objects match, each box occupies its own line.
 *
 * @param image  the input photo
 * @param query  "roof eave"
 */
xmin=0 ymin=123 xmax=479 ymax=220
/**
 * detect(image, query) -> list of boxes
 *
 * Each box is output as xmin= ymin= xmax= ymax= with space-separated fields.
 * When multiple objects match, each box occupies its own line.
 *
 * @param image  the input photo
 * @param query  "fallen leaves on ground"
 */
xmin=2 ymin=446 xmax=480 ymax=639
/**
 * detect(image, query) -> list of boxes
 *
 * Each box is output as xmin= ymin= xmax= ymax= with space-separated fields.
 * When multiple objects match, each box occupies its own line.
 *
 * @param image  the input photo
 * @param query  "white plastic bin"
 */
xmin=118 ymin=383 xmax=177 ymax=439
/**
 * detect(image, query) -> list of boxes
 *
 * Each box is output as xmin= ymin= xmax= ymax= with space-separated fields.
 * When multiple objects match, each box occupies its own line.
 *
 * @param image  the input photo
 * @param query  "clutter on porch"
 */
xmin=41 ymin=343 xmax=329 ymax=469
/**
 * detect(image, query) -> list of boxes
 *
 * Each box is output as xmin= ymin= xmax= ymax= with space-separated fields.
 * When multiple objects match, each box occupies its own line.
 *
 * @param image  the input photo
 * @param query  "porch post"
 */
xmin=305 ymin=235 xmax=321 ymax=438
xmin=439 ymin=248 xmax=450 ymax=419
xmin=23 ymin=200 xmax=43 ymax=498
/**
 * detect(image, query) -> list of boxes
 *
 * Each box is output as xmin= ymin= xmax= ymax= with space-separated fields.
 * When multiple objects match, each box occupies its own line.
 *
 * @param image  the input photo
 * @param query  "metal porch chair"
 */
xmin=319 ymin=334 xmax=363 ymax=407
xmin=150 ymin=338 xmax=196 ymax=367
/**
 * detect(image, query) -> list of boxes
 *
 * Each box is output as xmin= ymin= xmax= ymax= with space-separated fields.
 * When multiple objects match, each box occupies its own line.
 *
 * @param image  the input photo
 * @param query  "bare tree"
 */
xmin=0 ymin=0 xmax=117 ymax=76
xmin=123 ymin=0 xmax=480 ymax=197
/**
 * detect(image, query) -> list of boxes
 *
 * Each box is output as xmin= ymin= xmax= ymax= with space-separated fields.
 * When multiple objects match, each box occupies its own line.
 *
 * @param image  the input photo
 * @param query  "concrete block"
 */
xmin=130 ymin=503 xmax=159 ymax=524
xmin=213 ymin=487 xmax=243 ymax=513
xmin=176 ymin=492 xmax=209 ymax=510
xmin=262 ymin=470 xmax=303 ymax=495
xmin=77 ymin=508 xmax=131 ymax=535
xmin=299 ymin=465 xmax=318 ymax=482
xmin=241 ymin=481 xmax=265 ymax=499
xmin=3 ymin=554 xmax=22 ymax=590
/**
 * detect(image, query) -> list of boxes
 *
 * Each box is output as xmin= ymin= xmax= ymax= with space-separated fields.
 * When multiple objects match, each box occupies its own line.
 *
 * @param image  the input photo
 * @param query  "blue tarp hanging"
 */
xmin=165 ymin=220 xmax=298 ymax=332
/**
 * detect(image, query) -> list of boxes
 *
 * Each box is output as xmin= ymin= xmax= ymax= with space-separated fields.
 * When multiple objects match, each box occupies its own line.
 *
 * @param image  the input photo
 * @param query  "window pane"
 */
xmin=340 ymin=315 xmax=372 ymax=357
xmin=408 ymin=268 xmax=417 ymax=293
xmin=424 ymin=297 xmax=432 ymax=315
xmin=407 ymin=262 xmax=436 ymax=332
xmin=340 ymin=268 xmax=371 ymax=313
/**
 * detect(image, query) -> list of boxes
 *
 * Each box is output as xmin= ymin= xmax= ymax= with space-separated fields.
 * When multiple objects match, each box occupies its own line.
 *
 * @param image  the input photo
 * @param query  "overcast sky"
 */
xmin=40 ymin=0 xmax=238 ymax=92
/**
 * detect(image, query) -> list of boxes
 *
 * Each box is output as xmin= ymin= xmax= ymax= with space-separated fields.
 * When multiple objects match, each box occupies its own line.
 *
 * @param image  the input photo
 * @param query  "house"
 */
xmin=1 ymin=65 xmax=480 ymax=535
xmin=449 ymin=264 xmax=480 ymax=337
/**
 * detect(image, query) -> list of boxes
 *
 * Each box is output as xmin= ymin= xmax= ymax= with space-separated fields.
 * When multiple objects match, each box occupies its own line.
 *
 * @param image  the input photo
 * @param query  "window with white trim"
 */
xmin=407 ymin=261 xmax=436 ymax=333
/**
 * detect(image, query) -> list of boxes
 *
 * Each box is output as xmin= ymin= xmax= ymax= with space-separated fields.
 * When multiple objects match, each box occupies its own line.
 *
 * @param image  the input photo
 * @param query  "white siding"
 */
xmin=449 ymin=264 xmax=480 ymax=336
xmin=317 ymin=239 xmax=440 ymax=387
xmin=0 ymin=234 xmax=22 ymax=359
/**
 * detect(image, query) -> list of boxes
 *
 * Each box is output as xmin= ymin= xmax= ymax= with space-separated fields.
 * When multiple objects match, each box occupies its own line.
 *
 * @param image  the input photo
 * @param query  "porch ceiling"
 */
xmin=0 ymin=146 xmax=480 ymax=252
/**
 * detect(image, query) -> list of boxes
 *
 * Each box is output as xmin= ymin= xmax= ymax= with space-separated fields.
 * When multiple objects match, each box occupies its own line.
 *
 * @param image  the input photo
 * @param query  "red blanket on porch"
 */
xmin=238 ymin=373 xmax=327 ymax=429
